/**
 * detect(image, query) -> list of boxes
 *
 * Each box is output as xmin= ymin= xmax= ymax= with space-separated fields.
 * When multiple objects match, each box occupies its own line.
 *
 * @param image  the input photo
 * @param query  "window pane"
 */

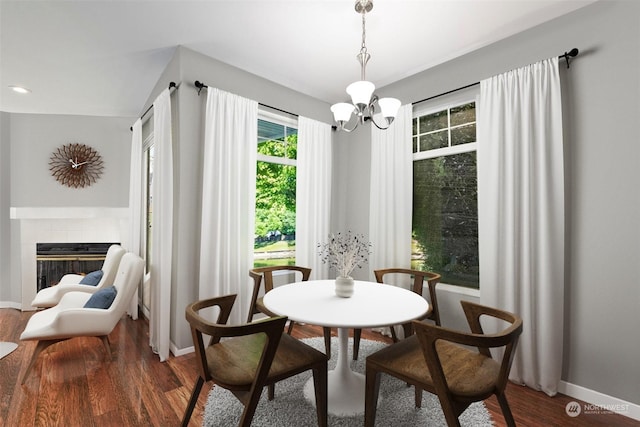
xmin=450 ymin=102 xmax=476 ymax=126
xmin=451 ymin=124 xmax=476 ymax=146
xmin=258 ymin=119 xmax=284 ymax=143
xmin=412 ymin=152 xmax=479 ymax=288
xmin=285 ymin=129 xmax=298 ymax=160
xmin=286 ymin=127 xmax=298 ymax=139
xmin=254 ymin=159 xmax=296 ymax=267
xmin=413 ymin=136 xmax=418 ymax=153
xmin=258 ymin=138 xmax=286 ymax=157
xmin=420 ymin=130 xmax=448 ymax=151
xmin=255 ymin=116 xmax=297 ymax=267
xmin=258 ymin=119 xmax=298 ymax=160
xmin=419 ymin=110 xmax=448 ymax=133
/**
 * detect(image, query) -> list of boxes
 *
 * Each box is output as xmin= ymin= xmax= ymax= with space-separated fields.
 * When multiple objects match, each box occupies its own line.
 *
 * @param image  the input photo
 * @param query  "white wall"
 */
xmin=0 ymin=112 xmax=15 ymax=303
xmin=339 ymin=0 xmax=639 ymax=408
xmin=2 ymin=113 xmax=133 ymax=307
xmin=9 ymin=113 xmax=132 ymax=207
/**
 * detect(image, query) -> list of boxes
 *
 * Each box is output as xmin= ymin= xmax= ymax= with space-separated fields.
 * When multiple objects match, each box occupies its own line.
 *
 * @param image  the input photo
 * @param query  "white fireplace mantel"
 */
xmin=11 ymin=207 xmax=129 ymax=310
xmin=10 ymin=207 xmax=128 ymax=220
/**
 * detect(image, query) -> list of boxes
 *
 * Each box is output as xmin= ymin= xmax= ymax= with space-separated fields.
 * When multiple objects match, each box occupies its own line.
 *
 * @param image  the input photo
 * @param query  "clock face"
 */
xmin=49 ymin=143 xmax=104 ymax=188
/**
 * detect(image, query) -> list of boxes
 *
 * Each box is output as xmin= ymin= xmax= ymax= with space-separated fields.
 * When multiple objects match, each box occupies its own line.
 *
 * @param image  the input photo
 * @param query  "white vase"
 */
xmin=335 ymin=276 xmax=354 ymax=298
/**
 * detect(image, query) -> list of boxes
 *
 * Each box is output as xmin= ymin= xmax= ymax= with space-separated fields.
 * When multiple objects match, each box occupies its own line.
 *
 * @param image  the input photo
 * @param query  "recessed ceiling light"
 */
xmin=9 ymin=85 xmax=31 ymax=94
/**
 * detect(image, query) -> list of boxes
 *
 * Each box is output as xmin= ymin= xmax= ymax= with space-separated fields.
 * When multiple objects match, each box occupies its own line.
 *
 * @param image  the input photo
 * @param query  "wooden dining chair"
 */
xmin=375 ymin=268 xmax=442 ymax=331
xmin=181 ymin=294 xmax=328 ymax=427
xmin=350 ymin=268 xmax=442 ymax=360
xmin=364 ymin=301 xmax=523 ymax=427
xmin=248 ymin=266 xmax=333 ymax=357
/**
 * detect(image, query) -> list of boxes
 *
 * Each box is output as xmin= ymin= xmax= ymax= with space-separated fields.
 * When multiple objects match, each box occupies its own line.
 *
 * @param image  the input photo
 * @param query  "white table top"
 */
xmin=263 ymin=279 xmax=429 ymax=329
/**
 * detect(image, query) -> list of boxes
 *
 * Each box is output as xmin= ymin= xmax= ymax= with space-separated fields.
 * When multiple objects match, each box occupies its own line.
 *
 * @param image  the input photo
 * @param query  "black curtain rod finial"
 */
xmin=194 ymin=80 xmax=207 ymax=95
xmin=560 ymin=48 xmax=579 ymax=68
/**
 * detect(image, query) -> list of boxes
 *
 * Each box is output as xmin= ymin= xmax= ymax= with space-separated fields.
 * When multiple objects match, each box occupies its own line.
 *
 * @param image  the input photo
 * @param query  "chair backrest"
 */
xmin=374 ymin=268 xmax=442 ymax=325
xmin=96 ymin=244 xmax=127 ymax=289
xmin=248 ymin=265 xmax=311 ymax=322
xmin=186 ymin=294 xmax=287 ymax=386
xmin=413 ymin=300 xmax=523 ymax=404
xmin=105 ymin=252 xmax=144 ymax=325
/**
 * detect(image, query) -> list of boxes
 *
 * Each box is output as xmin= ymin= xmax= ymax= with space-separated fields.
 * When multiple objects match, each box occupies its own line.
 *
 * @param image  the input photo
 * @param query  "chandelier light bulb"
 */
xmin=346 ymin=81 xmax=375 ymax=109
xmin=331 ymin=103 xmax=356 ymax=122
xmin=378 ymin=97 xmax=401 ymax=119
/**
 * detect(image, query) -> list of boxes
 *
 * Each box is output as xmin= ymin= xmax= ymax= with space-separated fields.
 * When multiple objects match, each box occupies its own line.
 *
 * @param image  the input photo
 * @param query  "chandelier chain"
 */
xmin=360 ymin=11 xmax=367 ymax=53
xmin=358 ymin=9 xmax=369 ymax=81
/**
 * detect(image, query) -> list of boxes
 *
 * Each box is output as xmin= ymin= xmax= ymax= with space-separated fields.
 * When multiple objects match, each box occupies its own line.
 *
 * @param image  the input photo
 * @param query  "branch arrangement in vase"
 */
xmin=317 ymin=231 xmax=372 ymax=278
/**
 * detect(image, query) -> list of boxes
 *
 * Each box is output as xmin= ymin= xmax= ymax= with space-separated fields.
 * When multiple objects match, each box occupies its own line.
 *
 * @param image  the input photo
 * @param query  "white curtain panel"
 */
xmin=295 ymin=116 xmax=333 ymax=280
xmin=199 ymin=87 xmax=258 ymax=325
xmin=149 ymin=89 xmax=173 ymax=362
xmin=477 ymin=57 xmax=564 ymax=395
xmin=126 ymin=118 xmax=143 ymax=320
xmin=368 ymin=105 xmax=413 ymax=282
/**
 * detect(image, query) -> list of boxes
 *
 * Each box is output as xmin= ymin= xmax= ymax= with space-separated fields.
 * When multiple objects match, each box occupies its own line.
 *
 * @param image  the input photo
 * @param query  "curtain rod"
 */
xmin=412 ymin=48 xmax=579 ymax=106
xmin=193 ymin=80 xmax=299 ymax=118
xmin=130 ymin=82 xmax=178 ymax=131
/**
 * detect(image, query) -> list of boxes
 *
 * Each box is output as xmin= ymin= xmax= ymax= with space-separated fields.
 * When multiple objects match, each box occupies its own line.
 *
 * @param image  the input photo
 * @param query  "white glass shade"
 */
xmin=377 ymin=97 xmax=401 ymax=119
xmin=330 ymin=103 xmax=356 ymax=122
xmin=346 ymin=81 xmax=375 ymax=106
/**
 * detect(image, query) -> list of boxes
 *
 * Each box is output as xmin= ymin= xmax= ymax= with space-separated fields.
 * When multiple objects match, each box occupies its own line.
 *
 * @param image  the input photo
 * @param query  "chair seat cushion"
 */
xmin=79 ymin=270 xmax=104 ymax=286
xmin=206 ymin=334 xmax=326 ymax=389
xmin=366 ymin=335 xmax=500 ymax=398
xmin=83 ymin=286 xmax=117 ymax=309
xmin=31 ymin=286 xmax=58 ymax=307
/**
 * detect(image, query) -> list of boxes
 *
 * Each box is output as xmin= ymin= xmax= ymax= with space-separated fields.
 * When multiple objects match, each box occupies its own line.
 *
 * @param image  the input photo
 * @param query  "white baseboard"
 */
xmin=0 ymin=301 xmax=22 ymax=310
xmin=559 ymin=381 xmax=640 ymax=421
xmin=170 ymin=342 xmax=194 ymax=358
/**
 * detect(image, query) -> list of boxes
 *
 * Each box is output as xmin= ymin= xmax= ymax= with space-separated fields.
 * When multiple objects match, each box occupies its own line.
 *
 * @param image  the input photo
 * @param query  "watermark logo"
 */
xmin=565 ymin=401 xmax=581 ymax=417
xmin=565 ymin=401 xmax=630 ymax=417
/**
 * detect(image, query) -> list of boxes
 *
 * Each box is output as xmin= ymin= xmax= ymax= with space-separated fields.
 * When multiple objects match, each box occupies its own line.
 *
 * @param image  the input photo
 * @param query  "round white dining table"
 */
xmin=263 ymin=279 xmax=429 ymax=416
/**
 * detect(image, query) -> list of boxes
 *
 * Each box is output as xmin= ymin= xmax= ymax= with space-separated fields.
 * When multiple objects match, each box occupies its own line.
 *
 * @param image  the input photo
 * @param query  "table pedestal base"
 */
xmin=303 ymin=367 xmax=366 ymax=416
xmin=302 ymin=327 xmax=378 ymax=416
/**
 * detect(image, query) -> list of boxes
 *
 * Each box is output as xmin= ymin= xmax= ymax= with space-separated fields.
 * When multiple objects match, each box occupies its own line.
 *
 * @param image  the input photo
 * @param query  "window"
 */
xmin=140 ymin=125 xmax=154 ymax=316
xmin=254 ymin=111 xmax=298 ymax=267
xmin=144 ymin=141 xmax=154 ymax=273
xmin=412 ymin=92 xmax=479 ymax=289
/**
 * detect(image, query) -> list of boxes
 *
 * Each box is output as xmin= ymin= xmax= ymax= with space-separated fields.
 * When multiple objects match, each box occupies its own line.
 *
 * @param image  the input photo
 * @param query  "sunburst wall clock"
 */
xmin=49 ymin=143 xmax=104 ymax=188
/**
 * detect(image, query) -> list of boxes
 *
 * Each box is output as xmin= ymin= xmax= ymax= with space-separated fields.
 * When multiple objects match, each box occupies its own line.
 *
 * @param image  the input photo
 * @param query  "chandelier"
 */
xmin=331 ymin=0 xmax=401 ymax=132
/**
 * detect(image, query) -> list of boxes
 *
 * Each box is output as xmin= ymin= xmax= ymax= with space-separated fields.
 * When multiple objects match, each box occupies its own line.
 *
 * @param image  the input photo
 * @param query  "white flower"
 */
xmin=317 ymin=231 xmax=372 ymax=278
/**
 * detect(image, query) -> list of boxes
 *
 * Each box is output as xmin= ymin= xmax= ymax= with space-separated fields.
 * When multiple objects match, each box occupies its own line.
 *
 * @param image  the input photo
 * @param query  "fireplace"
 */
xmin=36 ymin=242 xmax=119 ymax=290
xmin=11 ymin=207 xmax=128 ymax=310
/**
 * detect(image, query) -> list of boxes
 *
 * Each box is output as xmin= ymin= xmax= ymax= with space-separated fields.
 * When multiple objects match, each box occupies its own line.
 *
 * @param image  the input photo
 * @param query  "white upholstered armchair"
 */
xmin=20 ymin=252 xmax=144 ymax=384
xmin=30 ymin=244 xmax=126 ymax=309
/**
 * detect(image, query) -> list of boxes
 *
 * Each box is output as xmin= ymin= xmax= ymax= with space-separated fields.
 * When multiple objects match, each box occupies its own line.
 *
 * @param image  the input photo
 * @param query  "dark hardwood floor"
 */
xmin=1 ymin=308 xmax=636 ymax=426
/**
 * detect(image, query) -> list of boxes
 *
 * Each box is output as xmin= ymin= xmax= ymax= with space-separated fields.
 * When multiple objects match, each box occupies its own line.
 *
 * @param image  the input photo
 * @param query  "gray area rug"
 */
xmin=203 ymin=337 xmax=493 ymax=426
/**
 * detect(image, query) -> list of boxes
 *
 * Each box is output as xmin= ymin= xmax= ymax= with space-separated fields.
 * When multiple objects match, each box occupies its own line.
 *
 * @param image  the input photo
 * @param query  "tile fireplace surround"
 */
xmin=10 ymin=207 xmax=128 ymax=310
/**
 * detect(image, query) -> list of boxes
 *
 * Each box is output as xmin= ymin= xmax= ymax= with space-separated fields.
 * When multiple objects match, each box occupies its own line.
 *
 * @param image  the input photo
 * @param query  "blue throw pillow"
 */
xmin=79 ymin=270 xmax=104 ymax=286
xmin=83 ymin=286 xmax=117 ymax=309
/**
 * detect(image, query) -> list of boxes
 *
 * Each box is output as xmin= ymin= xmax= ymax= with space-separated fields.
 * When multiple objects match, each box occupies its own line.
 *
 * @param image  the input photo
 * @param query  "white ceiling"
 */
xmin=0 ymin=0 xmax=596 ymax=118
